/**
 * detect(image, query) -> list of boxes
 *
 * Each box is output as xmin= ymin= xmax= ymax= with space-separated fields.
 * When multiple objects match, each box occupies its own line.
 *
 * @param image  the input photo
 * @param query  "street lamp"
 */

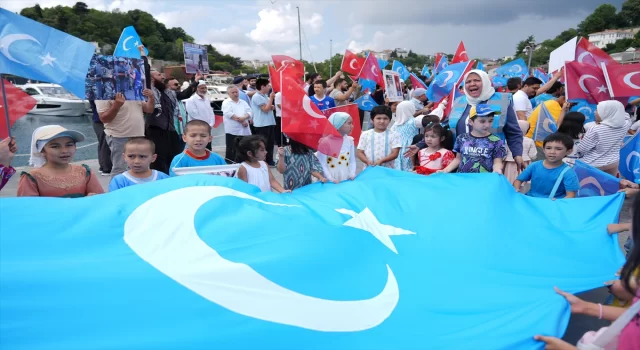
xmin=523 ymin=41 xmax=535 ymax=76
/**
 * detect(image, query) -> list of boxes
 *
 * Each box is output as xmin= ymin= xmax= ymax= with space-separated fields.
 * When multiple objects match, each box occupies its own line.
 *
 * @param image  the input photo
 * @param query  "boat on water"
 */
xmin=19 ymin=83 xmax=89 ymax=117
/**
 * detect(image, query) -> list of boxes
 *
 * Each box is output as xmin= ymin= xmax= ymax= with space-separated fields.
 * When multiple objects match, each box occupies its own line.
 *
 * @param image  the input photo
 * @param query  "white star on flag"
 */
xmin=39 ymin=53 xmax=56 ymax=66
xmin=597 ymin=85 xmax=608 ymax=94
xmin=308 ymin=119 xmax=319 ymax=129
xmin=134 ymin=41 xmax=140 ymax=47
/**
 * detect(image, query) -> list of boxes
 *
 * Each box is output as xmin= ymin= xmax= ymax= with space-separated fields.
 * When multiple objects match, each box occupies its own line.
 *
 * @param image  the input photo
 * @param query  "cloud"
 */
xmin=249 ymin=4 xmax=323 ymax=44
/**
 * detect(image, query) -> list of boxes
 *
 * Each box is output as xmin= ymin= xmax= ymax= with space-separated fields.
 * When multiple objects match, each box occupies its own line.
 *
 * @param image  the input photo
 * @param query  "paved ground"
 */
xmin=2 ymin=147 xmax=633 ymax=345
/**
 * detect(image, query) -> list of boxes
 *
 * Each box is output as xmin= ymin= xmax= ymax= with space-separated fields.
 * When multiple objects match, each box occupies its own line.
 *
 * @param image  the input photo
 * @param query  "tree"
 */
xmin=577 ymin=4 xmax=620 ymax=36
xmin=390 ymin=50 xmax=398 ymax=58
xmin=515 ymin=35 xmax=535 ymax=57
xmin=620 ymin=0 xmax=640 ymax=26
xmin=72 ymin=2 xmax=89 ymax=16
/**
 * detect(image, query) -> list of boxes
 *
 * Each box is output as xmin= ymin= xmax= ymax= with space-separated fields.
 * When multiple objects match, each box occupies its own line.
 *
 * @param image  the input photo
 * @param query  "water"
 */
xmin=11 ymin=113 xmax=227 ymax=167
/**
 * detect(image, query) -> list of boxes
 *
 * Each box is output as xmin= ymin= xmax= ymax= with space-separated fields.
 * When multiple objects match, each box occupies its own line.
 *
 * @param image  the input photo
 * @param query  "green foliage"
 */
xmin=19 ymin=2 xmax=244 ymax=72
xmin=619 ymin=0 xmax=640 ymax=26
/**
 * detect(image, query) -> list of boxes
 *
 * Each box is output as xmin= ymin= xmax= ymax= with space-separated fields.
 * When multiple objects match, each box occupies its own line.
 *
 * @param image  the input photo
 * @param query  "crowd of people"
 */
xmin=0 ymin=49 xmax=639 ymax=348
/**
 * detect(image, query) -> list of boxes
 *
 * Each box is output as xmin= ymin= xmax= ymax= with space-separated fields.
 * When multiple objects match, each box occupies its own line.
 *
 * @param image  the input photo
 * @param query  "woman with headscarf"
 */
xmin=391 ymin=101 xmax=420 ymax=171
xmin=576 ymin=100 xmax=632 ymax=176
xmin=404 ymin=70 xmax=525 ymax=171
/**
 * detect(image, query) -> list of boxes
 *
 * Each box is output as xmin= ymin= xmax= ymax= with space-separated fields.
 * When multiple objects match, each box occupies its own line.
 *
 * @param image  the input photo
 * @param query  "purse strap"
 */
xmin=549 ymin=165 xmax=571 ymax=199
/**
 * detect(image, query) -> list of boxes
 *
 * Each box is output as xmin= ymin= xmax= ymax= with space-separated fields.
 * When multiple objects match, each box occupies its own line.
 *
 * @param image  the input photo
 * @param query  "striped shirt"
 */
xmin=576 ymin=116 xmax=632 ymax=167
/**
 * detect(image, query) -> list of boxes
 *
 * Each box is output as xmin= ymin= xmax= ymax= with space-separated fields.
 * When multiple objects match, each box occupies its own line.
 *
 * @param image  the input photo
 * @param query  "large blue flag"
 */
xmin=571 ymin=101 xmax=597 ymax=124
xmin=574 ymin=160 xmax=621 ymax=197
xmin=619 ymin=133 xmax=640 ymax=184
xmin=534 ymin=69 xmax=549 ymax=84
xmin=0 ymin=169 xmax=625 ymax=349
xmin=114 ymin=26 xmax=149 ymax=58
xmin=0 ymin=8 xmax=96 ymax=98
xmin=427 ymin=61 xmax=471 ymax=103
xmin=391 ymin=60 xmax=410 ymax=81
xmin=358 ymin=78 xmax=377 ymax=94
xmin=533 ymin=102 xmax=558 ymax=142
xmin=496 ymin=58 xmax=528 ymax=78
xmin=354 ymin=93 xmax=379 ymax=111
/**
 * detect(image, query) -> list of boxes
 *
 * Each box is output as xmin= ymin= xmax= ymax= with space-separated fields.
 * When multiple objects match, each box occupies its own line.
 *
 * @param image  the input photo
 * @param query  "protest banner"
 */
xmin=383 ymin=70 xmax=403 ymax=102
xmin=183 ymin=42 xmax=209 ymax=74
xmin=85 ymin=55 xmax=146 ymax=101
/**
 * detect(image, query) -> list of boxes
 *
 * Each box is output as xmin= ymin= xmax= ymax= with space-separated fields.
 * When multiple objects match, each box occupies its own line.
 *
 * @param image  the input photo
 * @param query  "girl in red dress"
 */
xmin=415 ymin=122 xmax=455 ymax=176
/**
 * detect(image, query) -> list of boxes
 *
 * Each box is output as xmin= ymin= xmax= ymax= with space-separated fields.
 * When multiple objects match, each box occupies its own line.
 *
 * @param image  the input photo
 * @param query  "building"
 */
xmin=395 ymin=48 xmax=409 ymax=58
xmin=610 ymin=47 xmax=640 ymax=64
xmin=242 ymin=60 xmax=270 ymax=69
xmin=588 ymin=29 xmax=635 ymax=49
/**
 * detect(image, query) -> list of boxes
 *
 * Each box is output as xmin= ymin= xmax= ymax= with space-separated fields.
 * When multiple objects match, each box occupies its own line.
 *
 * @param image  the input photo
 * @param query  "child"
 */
xmin=357 ymin=105 xmax=401 ymax=168
xmin=513 ymin=133 xmax=580 ymax=199
xmin=276 ymin=139 xmax=326 ymax=190
xmin=441 ymin=104 xmax=506 ymax=174
xmin=557 ymin=109 xmax=586 ymax=166
xmin=504 ymin=120 xmax=537 ymax=184
xmin=415 ymin=122 xmax=455 ymax=175
xmin=391 ymin=101 xmax=420 ymax=172
xmin=316 ymin=112 xmax=357 ymax=183
xmin=169 ymin=120 xmax=225 ymax=176
xmin=17 ymin=125 xmax=104 ymax=197
xmin=237 ymin=135 xmax=288 ymax=193
xmin=108 ymin=137 xmax=169 ymax=191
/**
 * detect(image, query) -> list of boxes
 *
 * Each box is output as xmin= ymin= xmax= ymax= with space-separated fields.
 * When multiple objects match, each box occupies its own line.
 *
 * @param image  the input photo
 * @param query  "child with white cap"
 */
xmin=316 ymin=112 xmax=357 ymax=183
xmin=17 ymin=125 xmax=104 ymax=197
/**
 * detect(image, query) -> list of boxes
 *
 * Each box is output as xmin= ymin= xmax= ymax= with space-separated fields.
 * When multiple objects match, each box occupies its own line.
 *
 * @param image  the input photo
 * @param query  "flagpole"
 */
xmin=0 ymin=74 xmax=12 ymax=138
xmin=329 ymin=39 xmax=333 ymax=77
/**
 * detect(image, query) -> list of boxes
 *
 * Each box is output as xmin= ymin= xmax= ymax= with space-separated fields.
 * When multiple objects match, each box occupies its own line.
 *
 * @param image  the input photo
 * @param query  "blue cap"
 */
xmin=469 ymin=104 xmax=496 ymax=118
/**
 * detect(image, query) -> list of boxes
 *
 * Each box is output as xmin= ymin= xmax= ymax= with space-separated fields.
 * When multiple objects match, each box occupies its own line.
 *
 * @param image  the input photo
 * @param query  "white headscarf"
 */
xmin=394 ymin=101 xmax=416 ymax=126
xmin=597 ymin=100 xmax=628 ymax=128
xmin=463 ymin=70 xmax=495 ymax=106
xmin=29 ymin=125 xmax=59 ymax=168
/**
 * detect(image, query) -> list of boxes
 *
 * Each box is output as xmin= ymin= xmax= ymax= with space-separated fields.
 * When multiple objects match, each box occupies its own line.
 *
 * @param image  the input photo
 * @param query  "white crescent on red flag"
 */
xmin=564 ymin=61 xmax=611 ymax=104
xmin=601 ymin=62 xmax=640 ymax=99
xmin=271 ymin=55 xmax=297 ymax=70
xmin=341 ymin=50 xmax=365 ymax=76
xmin=356 ymin=53 xmax=384 ymax=87
xmin=451 ymin=41 xmax=469 ymax=64
xmin=575 ymin=38 xmax=618 ymax=68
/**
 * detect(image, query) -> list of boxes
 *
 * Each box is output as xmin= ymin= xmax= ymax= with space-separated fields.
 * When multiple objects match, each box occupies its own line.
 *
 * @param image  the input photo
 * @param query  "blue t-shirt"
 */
xmin=250 ymin=92 xmax=275 ymax=127
xmin=516 ymin=161 xmax=580 ymax=198
xmin=238 ymin=89 xmax=251 ymax=105
xmin=310 ymin=95 xmax=336 ymax=111
xmin=108 ymin=170 xmax=169 ymax=191
xmin=169 ymin=150 xmax=226 ymax=176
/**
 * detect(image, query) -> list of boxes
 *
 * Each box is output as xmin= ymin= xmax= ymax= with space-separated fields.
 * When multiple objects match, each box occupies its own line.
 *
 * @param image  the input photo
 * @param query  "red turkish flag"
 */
xmin=410 ymin=73 xmax=428 ymax=90
xmin=451 ymin=41 xmax=469 ymax=64
xmin=281 ymin=76 xmax=343 ymax=156
xmin=268 ymin=64 xmax=281 ymax=93
xmin=564 ymin=61 xmax=610 ymax=104
xmin=0 ymin=79 xmax=37 ymax=139
xmin=601 ymin=62 xmax=640 ymax=99
xmin=271 ymin=55 xmax=298 ymax=70
xmin=356 ymin=53 xmax=384 ymax=86
xmin=575 ymin=37 xmax=617 ymax=68
xmin=341 ymin=50 xmax=365 ymax=76
xmin=322 ymin=103 xmax=362 ymax=147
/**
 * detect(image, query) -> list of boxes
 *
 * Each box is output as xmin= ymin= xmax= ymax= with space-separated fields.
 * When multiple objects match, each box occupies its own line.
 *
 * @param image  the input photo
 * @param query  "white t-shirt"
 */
xmin=513 ymin=90 xmax=533 ymax=119
xmin=357 ymin=129 xmax=401 ymax=168
xmin=630 ymin=120 xmax=640 ymax=132
xmin=274 ymin=92 xmax=282 ymax=117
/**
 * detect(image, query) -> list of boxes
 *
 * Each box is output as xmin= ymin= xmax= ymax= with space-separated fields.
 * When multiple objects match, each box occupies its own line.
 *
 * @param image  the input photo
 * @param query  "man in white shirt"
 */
xmin=274 ymin=91 xmax=286 ymax=146
xmin=221 ymin=85 xmax=252 ymax=163
xmin=513 ymin=77 xmax=542 ymax=120
xmin=185 ymin=81 xmax=215 ymax=149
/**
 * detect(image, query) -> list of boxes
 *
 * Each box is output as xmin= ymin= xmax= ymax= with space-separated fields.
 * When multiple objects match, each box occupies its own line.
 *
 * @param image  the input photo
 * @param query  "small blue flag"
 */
xmin=421 ymin=65 xmax=431 ymax=79
xmin=434 ymin=56 xmax=448 ymax=74
xmin=427 ymin=61 xmax=470 ymax=103
xmin=491 ymin=76 xmax=508 ymax=88
xmin=354 ymin=94 xmax=379 ymax=111
xmin=114 ymin=26 xmax=149 ymax=58
xmin=496 ymin=58 xmax=528 ymax=78
xmin=377 ymin=58 xmax=388 ymax=69
xmin=574 ymin=160 xmax=621 ymax=197
xmin=0 ymin=8 xmax=96 ymax=98
xmin=0 ymin=169 xmax=625 ymax=349
xmin=391 ymin=60 xmax=410 ymax=81
xmin=358 ymin=78 xmax=377 ymax=94
xmin=570 ymin=101 xmax=597 ymax=124
xmin=533 ymin=103 xmax=558 ymax=142
xmin=619 ymin=133 xmax=640 ymax=184
xmin=533 ymin=69 xmax=549 ymax=84
xmin=531 ymin=93 xmax=554 ymax=109
xmin=476 ymin=61 xmax=485 ymax=71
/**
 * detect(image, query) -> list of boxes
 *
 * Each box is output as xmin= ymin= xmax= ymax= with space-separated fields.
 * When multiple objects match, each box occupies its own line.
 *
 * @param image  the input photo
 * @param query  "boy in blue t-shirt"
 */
xmin=109 ymin=137 xmax=169 ymax=191
xmin=169 ymin=120 xmax=225 ymax=176
xmin=513 ymin=133 xmax=580 ymax=199
xmin=309 ymin=79 xmax=336 ymax=111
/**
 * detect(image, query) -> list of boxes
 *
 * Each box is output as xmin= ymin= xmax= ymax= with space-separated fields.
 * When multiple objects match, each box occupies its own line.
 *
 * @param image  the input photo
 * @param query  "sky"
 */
xmin=3 ymin=0 xmax=625 ymax=62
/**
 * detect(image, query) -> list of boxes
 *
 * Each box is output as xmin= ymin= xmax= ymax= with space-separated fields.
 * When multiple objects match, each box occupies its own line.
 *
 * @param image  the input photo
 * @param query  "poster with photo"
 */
xmin=85 ymin=55 xmax=146 ymax=101
xmin=383 ymin=70 xmax=403 ymax=102
xmin=183 ymin=42 xmax=210 ymax=74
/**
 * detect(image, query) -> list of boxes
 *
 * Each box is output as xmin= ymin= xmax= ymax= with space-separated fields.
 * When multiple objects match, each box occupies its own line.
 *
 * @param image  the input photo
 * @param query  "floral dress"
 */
xmin=415 ymin=148 xmax=455 ymax=175
xmin=316 ymin=136 xmax=357 ymax=182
